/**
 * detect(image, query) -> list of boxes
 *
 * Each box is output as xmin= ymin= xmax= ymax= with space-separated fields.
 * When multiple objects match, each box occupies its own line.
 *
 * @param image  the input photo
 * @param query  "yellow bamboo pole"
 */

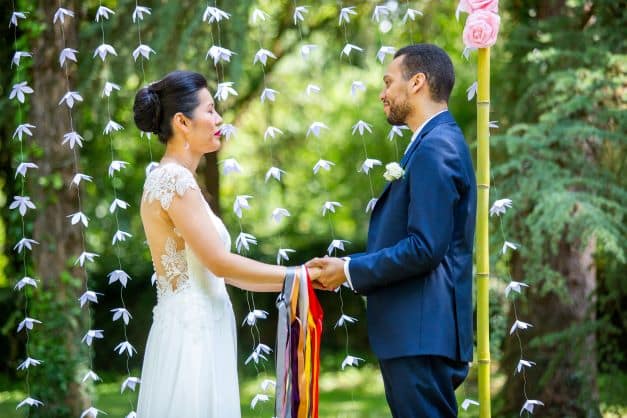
xmin=476 ymin=46 xmax=492 ymax=418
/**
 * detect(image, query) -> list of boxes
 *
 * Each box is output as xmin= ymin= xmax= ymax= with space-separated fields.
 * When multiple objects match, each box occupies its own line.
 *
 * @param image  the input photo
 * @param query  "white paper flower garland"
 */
xmin=53 ymin=4 xmax=108 ymax=416
xmin=10 ymin=3 xmax=44 ymax=412
xmin=93 ymin=4 xmax=139 ymax=417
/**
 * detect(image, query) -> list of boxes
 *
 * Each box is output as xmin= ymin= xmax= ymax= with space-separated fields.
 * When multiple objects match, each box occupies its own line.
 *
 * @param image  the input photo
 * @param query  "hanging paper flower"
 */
xmin=321 ymin=201 xmax=342 ymax=216
xmin=15 ymin=162 xmax=38 ymax=178
xmin=327 ymin=239 xmax=350 ymax=255
xmin=387 ymin=125 xmax=410 ymax=141
xmin=214 ymin=82 xmax=238 ymax=101
xmin=313 ymin=159 xmax=335 ymax=174
xmin=265 ymin=167 xmax=286 ymax=183
xmin=9 ymin=82 xmax=34 ymax=103
xmin=251 ymin=8 xmax=270 ymax=24
xmin=59 ymin=48 xmax=78 ymax=67
xmin=108 ymin=269 xmax=131 ymax=287
xmin=263 ymin=126 xmax=283 ymax=140
xmin=242 ymin=309 xmax=269 ymax=326
xmin=102 ymin=81 xmax=120 ymax=97
xmin=233 ymin=195 xmax=253 ymax=218
xmin=293 ymin=6 xmax=308 ymax=25
xmin=109 ymin=198 xmax=129 ymax=213
xmin=250 ymin=394 xmax=269 ymax=409
xmin=253 ymin=48 xmax=277 ymax=66
xmin=351 ymin=80 xmax=366 ymax=97
xmin=75 ymin=251 xmax=99 ymax=266
xmin=341 ymin=354 xmax=364 ymax=369
xmin=260 ymin=88 xmax=279 ymax=103
xmin=121 ymin=377 xmax=141 ymax=393
xmin=62 ymin=131 xmax=83 ymax=149
xmin=16 ymin=397 xmax=44 ymax=409
xmin=14 ymin=238 xmax=39 ymax=253
xmin=82 ymin=370 xmax=101 ymax=383
xmin=272 ymin=208 xmax=291 ymax=223
xmin=359 ymin=159 xmax=382 ymax=174
xmin=306 ymin=121 xmax=329 ymax=138
xmin=58 ymin=91 xmax=83 ymax=108
xmin=276 ymin=248 xmax=296 ymax=264
xmin=504 ymin=281 xmax=529 ymax=297
xmin=12 ymin=51 xmax=32 ymax=67
xmin=9 ymin=196 xmax=36 ymax=216
xmin=376 ymin=46 xmax=396 ymax=64
xmin=203 ymin=6 xmax=230 ymax=23
xmin=221 ymin=158 xmax=242 ymax=175
xmin=334 ymin=314 xmax=358 ymax=328
xmin=10 ymin=11 xmax=27 ymax=27
xmin=95 ymin=6 xmax=115 ymax=22
xmin=12 ymin=123 xmax=35 ymax=141
xmin=80 ymin=407 xmax=106 ymax=418
xmin=17 ymin=317 xmax=42 ymax=333
xmin=402 ymin=9 xmax=424 ymax=24
xmin=78 ymin=290 xmax=103 ymax=308
xmin=53 ymin=7 xmax=74 ymax=25
xmin=366 ymin=198 xmax=378 ymax=213
xmin=509 ymin=320 xmax=533 ymax=334
xmin=306 ymin=84 xmax=321 ymax=95
xmin=111 ymin=308 xmax=133 ymax=325
xmin=338 ymin=6 xmax=357 ymax=25
xmin=235 ymin=232 xmax=257 ymax=253
xmin=461 ymin=399 xmax=480 ymax=410
xmin=93 ymin=44 xmax=118 ymax=61
xmin=14 ymin=276 xmax=38 ymax=291
xmin=67 ymin=211 xmax=89 ymax=227
xmin=218 ymin=123 xmax=236 ymax=141
xmin=206 ymin=45 xmax=236 ymax=65
xmin=520 ymin=400 xmax=544 ymax=415
xmin=17 ymin=357 xmax=43 ymax=370
xmin=351 ymin=120 xmax=373 ymax=136
xmin=132 ymin=6 xmax=151 ymax=23
xmin=489 ymin=198 xmax=512 ymax=216
xmin=341 ymin=43 xmax=364 ymax=58
xmin=371 ymin=5 xmax=391 ymax=22
xmin=114 ymin=341 xmax=137 ymax=357
xmin=108 ymin=160 xmax=128 ymax=176
xmin=132 ymin=44 xmax=156 ymax=61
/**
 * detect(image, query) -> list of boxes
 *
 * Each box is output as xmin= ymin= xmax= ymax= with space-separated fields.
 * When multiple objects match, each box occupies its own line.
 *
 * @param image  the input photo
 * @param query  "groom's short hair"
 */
xmin=394 ymin=44 xmax=455 ymax=103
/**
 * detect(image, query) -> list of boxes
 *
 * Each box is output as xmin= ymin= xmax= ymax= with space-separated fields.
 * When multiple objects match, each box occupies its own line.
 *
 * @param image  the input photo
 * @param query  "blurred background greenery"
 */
xmin=0 ymin=0 xmax=625 ymax=417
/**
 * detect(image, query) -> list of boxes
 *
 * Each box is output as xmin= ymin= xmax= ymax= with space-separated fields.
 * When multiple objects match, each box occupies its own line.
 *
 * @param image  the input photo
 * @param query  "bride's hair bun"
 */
xmin=133 ymin=86 xmax=162 ymax=135
xmin=132 ymin=71 xmax=208 ymax=144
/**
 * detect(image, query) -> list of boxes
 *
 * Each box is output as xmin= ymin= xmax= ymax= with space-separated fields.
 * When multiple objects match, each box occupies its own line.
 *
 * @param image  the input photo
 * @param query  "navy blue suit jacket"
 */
xmin=349 ymin=111 xmax=476 ymax=362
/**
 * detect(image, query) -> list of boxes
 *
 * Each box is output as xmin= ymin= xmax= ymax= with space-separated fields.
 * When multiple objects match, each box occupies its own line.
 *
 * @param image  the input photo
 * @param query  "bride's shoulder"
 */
xmin=143 ymin=163 xmax=198 ymax=210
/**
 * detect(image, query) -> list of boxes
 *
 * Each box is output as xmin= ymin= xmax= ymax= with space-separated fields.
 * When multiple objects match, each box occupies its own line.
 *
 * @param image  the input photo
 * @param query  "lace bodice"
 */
xmin=141 ymin=162 xmax=231 ymax=303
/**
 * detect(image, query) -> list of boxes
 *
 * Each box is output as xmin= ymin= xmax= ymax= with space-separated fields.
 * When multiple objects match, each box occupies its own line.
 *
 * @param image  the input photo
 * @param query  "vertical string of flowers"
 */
xmin=132 ymin=1 xmax=156 ymax=163
xmin=93 ymin=4 xmax=140 ymax=416
xmin=9 ymin=4 xmax=44 ymax=412
xmin=54 ymin=3 xmax=106 ymax=417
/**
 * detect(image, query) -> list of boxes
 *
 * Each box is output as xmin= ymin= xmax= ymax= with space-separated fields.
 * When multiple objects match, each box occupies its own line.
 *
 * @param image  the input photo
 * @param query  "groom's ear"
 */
xmin=409 ymin=72 xmax=427 ymax=95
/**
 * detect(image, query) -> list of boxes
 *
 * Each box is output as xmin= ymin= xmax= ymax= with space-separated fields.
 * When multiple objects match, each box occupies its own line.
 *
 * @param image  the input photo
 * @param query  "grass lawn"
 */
xmin=1 ymin=366 xmax=625 ymax=417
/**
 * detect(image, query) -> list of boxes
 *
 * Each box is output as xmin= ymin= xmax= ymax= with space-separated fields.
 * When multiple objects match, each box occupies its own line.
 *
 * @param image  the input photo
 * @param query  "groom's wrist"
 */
xmin=341 ymin=257 xmax=355 ymax=291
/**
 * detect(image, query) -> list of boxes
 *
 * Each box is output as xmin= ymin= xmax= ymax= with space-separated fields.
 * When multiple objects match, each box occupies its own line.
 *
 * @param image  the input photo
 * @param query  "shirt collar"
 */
xmin=404 ymin=109 xmax=448 ymax=154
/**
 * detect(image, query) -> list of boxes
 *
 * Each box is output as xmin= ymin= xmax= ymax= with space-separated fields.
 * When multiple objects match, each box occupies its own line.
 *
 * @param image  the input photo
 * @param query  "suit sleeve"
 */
xmin=349 ymin=135 xmax=463 ymax=294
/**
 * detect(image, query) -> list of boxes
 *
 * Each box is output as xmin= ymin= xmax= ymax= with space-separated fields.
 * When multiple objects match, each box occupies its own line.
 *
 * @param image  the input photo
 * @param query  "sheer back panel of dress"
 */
xmin=141 ymin=163 xmax=198 ymax=300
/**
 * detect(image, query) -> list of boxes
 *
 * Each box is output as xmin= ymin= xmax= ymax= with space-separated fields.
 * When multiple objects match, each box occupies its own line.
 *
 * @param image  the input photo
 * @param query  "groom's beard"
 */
xmin=386 ymin=98 xmax=412 ymax=126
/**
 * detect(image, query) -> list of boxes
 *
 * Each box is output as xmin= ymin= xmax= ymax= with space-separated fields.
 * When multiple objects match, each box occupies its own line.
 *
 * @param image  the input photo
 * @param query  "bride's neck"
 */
xmin=161 ymin=140 xmax=200 ymax=173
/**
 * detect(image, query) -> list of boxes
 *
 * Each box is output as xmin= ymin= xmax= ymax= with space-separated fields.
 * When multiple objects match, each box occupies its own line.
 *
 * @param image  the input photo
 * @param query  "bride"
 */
xmin=133 ymin=70 xmax=317 ymax=417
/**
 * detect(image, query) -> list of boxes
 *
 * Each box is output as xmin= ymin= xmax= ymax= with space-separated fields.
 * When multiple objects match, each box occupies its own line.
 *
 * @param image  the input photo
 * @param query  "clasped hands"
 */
xmin=303 ymin=256 xmax=347 ymax=291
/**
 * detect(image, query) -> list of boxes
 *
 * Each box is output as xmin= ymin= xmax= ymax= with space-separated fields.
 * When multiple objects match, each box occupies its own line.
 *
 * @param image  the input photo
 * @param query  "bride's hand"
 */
xmin=307 ymin=266 xmax=322 ymax=282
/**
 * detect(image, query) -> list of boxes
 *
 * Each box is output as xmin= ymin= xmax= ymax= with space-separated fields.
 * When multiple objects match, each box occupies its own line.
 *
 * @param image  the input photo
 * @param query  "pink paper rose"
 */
xmin=459 ymin=0 xmax=499 ymax=14
xmin=463 ymin=10 xmax=501 ymax=49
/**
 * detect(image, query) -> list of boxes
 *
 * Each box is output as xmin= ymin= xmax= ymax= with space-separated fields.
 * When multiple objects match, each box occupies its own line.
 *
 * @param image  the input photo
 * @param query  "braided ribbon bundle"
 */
xmin=275 ymin=266 xmax=323 ymax=418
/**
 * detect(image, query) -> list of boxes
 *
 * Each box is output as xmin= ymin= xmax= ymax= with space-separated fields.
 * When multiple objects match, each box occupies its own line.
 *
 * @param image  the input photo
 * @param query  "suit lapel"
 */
xmin=373 ymin=111 xmax=456 ymax=213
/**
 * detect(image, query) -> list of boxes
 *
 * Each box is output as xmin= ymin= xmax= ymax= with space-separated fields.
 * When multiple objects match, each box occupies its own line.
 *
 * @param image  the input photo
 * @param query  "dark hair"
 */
xmin=133 ymin=70 xmax=208 ymax=143
xmin=394 ymin=44 xmax=455 ymax=103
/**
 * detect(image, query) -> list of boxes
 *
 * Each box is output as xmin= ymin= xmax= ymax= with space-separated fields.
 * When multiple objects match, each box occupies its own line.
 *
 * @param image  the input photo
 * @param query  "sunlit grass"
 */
xmin=1 ymin=368 xmax=626 ymax=417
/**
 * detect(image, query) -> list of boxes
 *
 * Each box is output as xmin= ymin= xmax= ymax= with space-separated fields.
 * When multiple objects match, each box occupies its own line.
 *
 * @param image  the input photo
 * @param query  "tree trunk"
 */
xmin=500 ymin=234 xmax=600 ymax=417
xmin=30 ymin=0 xmax=90 ymax=415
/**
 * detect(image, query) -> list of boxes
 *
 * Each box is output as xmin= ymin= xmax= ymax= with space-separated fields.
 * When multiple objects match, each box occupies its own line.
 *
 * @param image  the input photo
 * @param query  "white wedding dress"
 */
xmin=136 ymin=162 xmax=241 ymax=418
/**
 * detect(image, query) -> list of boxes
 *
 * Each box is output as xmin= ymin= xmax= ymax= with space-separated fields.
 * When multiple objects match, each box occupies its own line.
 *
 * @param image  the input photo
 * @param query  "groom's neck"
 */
xmin=406 ymin=101 xmax=448 ymax=132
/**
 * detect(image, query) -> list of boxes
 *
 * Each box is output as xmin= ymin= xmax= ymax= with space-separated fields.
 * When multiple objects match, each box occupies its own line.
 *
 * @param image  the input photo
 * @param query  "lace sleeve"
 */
xmin=143 ymin=163 xmax=198 ymax=210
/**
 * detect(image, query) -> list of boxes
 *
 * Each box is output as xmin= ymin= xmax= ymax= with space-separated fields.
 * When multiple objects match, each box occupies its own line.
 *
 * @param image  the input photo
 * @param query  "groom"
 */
xmin=307 ymin=44 xmax=476 ymax=417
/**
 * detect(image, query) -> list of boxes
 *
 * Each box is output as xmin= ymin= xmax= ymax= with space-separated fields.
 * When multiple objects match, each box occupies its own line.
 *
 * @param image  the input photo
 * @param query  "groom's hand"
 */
xmin=306 ymin=257 xmax=346 ymax=291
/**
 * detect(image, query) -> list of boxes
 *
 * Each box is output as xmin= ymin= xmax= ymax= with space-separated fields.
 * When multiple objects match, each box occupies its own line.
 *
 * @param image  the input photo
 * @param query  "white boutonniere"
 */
xmin=383 ymin=162 xmax=404 ymax=181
